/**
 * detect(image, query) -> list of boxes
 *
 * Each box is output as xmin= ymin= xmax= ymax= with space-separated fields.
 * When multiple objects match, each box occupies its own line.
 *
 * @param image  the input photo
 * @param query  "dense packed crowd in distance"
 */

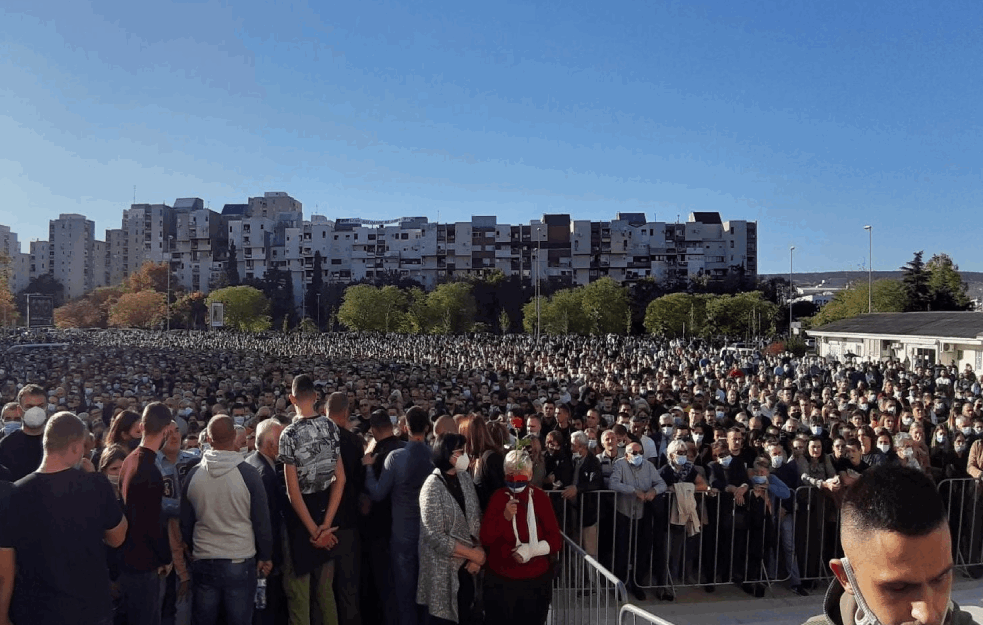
xmin=0 ymin=328 xmax=980 ymax=625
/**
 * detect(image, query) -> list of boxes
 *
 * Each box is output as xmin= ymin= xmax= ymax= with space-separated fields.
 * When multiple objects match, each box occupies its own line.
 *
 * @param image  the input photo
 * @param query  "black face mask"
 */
xmin=126 ymin=438 xmax=140 ymax=452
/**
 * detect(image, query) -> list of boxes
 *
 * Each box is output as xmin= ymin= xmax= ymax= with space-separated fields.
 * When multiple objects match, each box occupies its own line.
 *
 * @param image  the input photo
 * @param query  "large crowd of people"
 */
xmin=0 ymin=328 xmax=980 ymax=625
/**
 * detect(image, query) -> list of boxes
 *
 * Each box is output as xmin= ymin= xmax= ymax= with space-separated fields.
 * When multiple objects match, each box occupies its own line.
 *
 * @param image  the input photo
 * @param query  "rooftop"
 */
xmin=809 ymin=311 xmax=983 ymax=339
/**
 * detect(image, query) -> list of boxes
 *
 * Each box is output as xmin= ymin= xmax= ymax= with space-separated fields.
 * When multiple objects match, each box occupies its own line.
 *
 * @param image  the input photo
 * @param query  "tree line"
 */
xmin=13 ymin=249 xmax=971 ymax=335
xmin=805 ymin=251 xmax=972 ymax=328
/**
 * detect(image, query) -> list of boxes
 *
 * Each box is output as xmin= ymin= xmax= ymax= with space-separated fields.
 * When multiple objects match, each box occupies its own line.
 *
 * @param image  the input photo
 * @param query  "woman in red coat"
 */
xmin=480 ymin=450 xmax=562 ymax=625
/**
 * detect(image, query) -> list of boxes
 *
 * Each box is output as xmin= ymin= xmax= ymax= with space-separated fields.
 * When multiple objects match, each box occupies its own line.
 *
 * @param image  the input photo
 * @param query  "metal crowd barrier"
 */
xmin=546 ymin=475 xmax=983 ymax=597
xmin=619 ymin=604 xmax=678 ymax=625
xmin=937 ymin=477 xmax=983 ymax=576
xmin=549 ymin=533 xmax=627 ymax=625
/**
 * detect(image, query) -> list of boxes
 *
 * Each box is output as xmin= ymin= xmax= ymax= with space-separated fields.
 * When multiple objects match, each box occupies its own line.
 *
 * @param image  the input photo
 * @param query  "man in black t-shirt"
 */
xmin=0 ymin=384 xmax=49 ymax=481
xmin=0 ymin=411 xmax=127 ymax=625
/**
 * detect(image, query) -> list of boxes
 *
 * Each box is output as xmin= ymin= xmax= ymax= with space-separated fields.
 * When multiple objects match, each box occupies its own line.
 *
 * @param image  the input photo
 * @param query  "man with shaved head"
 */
xmin=804 ymin=465 xmax=978 ymax=625
xmin=181 ymin=415 xmax=272 ymax=625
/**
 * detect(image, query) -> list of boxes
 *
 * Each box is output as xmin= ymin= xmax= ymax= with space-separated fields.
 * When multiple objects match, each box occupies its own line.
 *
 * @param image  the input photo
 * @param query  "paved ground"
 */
xmin=628 ymin=575 xmax=983 ymax=625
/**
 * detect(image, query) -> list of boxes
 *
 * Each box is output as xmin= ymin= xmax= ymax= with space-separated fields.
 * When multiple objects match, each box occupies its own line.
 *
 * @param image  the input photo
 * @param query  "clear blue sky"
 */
xmin=2 ymin=0 xmax=981 ymax=274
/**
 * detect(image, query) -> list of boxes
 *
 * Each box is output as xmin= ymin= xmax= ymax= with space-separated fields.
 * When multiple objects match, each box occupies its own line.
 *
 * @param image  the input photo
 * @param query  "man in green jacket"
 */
xmin=803 ymin=465 xmax=978 ymax=625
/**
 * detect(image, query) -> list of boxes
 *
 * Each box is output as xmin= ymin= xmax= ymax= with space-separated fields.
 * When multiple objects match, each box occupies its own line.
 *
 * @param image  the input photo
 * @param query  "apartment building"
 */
xmin=48 ymin=214 xmax=95 ymax=300
xmin=3 ymin=191 xmax=758 ymax=308
xmin=173 ymin=205 xmax=227 ymax=294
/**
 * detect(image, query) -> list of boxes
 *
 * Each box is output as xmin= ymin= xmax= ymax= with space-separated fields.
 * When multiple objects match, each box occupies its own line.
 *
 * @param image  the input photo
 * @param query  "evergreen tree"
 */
xmin=226 ymin=242 xmax=240 ymax=287
xmin=901 ymin=251 xmax=930 ymax=311
xmin=306 ymin=251 xmax=323 ymax=325
xmin=926 ymin=253 xmax=972 ymax=311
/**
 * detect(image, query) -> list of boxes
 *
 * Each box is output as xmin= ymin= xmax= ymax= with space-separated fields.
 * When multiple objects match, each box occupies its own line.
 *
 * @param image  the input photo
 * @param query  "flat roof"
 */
xmin=808 ymin=311 xmax=983 ymax=340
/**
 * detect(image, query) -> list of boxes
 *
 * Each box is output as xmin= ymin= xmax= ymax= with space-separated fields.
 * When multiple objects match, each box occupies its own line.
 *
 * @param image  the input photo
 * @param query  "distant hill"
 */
xmin=760 ymin=271 xmax=983 ymax=299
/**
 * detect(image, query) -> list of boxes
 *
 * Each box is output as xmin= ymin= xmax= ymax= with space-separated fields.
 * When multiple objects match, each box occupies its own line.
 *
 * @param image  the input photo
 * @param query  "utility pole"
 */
xmin=864 ymin=225 xmax=872 ymax=313
xmin=166 ymin=235 xmax=173 ymax=331
xmin=789 ymin=246 xmax=795 ymax=335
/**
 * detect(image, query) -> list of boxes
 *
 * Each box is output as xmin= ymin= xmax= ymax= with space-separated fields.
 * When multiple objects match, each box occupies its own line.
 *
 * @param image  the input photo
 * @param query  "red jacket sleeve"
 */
xmin=480 ymin=488 xmax=515 ymax=564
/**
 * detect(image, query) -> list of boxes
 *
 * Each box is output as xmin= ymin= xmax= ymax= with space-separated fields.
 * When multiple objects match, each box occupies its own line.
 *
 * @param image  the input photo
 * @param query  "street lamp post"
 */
xmin=789 ymin=246 xmax=795 ymax=335
xmin=166 ymin=236 xmax=173 ymax=332
xmin=536 ymin=232 xmax=541 ymax=343
xmin=864 ymin=225 xmax=872 ymax=313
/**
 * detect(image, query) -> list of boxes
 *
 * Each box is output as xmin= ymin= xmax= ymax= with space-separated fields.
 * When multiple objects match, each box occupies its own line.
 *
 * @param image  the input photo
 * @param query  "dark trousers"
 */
xmin=331 ymin=528 xmax=362 ymax=625
xmin=483 ymin=570 xmax=552 ymax=625
xmin=119 ymin=566 xmax=162 ymax=625
xmin=191 ymin=557 xmax=257 ymax=625
xmin=361 ymin=536 xmax=398 ymax=625
xmin=614 ymin=511 xmax=652 ymax=588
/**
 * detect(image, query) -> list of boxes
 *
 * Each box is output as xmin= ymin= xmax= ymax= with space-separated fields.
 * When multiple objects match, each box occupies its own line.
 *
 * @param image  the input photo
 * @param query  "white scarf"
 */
xmin=510 ymin=488 xmax=551 ymax=563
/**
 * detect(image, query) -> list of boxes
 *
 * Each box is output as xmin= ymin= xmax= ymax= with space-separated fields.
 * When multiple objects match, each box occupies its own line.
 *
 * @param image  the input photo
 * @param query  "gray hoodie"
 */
xmin=180 ymin=449 xmax=272 ymax=562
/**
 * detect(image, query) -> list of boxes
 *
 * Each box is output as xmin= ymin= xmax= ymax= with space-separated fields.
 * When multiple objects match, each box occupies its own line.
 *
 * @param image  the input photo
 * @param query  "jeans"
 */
xmin=768 ymin=511 xmax=802 ymax=586
xmin=391 ymin=539 xmax=424 ymax=625
xmin=118 ymin=567 xmax=162 ymax=625
xmin=191 ymin=558 xmax=257 ymax=625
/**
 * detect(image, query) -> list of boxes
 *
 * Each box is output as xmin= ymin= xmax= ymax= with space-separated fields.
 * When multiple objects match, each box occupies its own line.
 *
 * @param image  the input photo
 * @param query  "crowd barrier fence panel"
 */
xmin=547 ymin=475 xmax=983 ymax=601
xmin=619 ymin=604 xmax=678 ymax=625
xmin=937 ymin=477 xmax=983 ymax=575
xmin=550 ymin=532 xmax=627 ymax=625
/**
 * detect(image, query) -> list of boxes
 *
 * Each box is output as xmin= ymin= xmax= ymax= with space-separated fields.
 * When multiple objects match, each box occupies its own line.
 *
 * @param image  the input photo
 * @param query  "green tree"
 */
xmin=901 ymin=251 xmax=930 ymax=311
xmin=926 ymin=254 xmax=971 ymax=311
xmin=644 ymin=293 xmax=708 ymax=337
xmin=206 ymin=286 xmax=271 ymax=332
xmin=522 ymin=288 xmax=590 ymax=335
xmin=307 ymin=251 xmax=324 ymax=325
xmin=427 ymin=282 xmax=477 ymax=334
xmin=407 ymin=287 xmax=438 ymax=334
xmin=704 ymin=292 xmax=778 ymax=338
xmin=378 ymin=286 xmax=410 ymax=332
xmin=811 ymin=279 xmax=907 ymax=326
xmin=338 ymin=284 xmax=386 ymax=331
xmin=581 ymin=277 xmax=630 ymax=334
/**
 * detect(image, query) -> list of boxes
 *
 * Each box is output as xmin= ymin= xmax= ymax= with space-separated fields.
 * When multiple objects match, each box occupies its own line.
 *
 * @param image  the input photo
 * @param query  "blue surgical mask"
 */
xmin=719 ymin=455 xmax=733 ymax=468
xmin=751 ymin=475 xmax=768 ymax=486
xmin=630 ymin=454 xmax=644 ymax=467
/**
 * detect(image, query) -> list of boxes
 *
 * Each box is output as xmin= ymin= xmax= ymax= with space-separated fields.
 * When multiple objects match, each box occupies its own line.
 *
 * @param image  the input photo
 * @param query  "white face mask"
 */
xmin=23 ymin=407 xmax=47 ymax=429
xmin=661 ymin=426 xmax=673 ymax=437
xmin=771 ymin=455 xmax=784 ymax=469
xmin=693 ymin=434 xmax=704 ymax=446
xmin=454 ymin=452 xmax=470 ymax=472
xmin=571 ymin=451 xmax=582 ymax=461
xmin=900 ymin=447 xmax=914 ymax=459
xmin=673 ymin=453 xmax=688 ymax=466
xmin=877 ymin=443 xmax=891 ymax=454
